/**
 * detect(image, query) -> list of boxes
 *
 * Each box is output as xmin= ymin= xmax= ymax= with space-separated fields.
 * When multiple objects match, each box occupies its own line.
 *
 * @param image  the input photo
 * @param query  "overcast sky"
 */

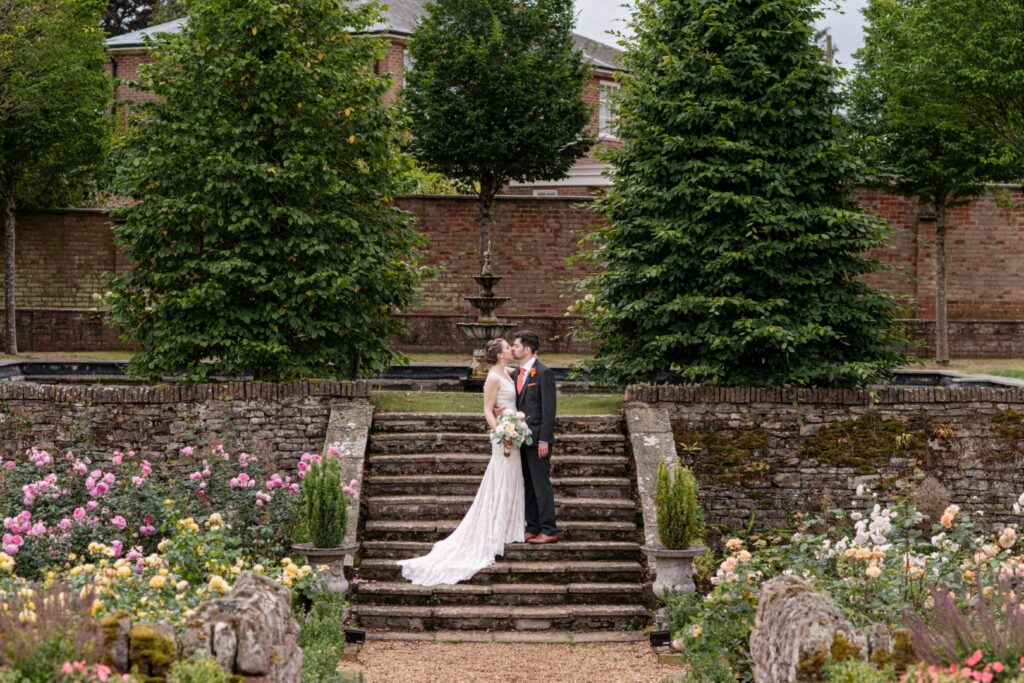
xmin=573 ymin=1 xmax=869 ymax=66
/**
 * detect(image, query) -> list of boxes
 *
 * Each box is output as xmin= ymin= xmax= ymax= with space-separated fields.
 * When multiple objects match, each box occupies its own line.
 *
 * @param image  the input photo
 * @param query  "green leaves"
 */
xmin=404 ymin=0 xmax=594 ymax=201
xmin=575 ymin=0 xmax=908 ymax=388
xmin=106 ymin=0 xmax=425 ymax=382
xmin=0 ymin=0 xmax=111 ymax=206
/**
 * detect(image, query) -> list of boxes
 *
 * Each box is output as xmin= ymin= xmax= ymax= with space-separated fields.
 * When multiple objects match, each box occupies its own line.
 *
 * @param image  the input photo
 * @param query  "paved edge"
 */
xmin=364 ymin=630 xmax=650 ymax=643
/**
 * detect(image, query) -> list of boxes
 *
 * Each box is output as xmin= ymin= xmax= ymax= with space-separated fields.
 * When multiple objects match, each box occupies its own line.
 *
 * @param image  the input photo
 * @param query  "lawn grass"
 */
xmin=371 ymin=391 xmax=623 ymax=415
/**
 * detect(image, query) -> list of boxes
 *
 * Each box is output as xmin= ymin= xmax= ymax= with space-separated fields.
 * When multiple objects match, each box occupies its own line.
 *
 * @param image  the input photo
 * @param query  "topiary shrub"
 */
xmin=303 ymin=457 xmax=350 ymax=549
xmin=655 ymin=461 xmax=702 ymax=550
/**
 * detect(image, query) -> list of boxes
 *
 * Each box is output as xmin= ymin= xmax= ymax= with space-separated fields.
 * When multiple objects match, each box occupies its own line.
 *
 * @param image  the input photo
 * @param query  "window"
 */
xmin=402 ymin=47 xmax=414 ymax=88
xmin=598 ymin=82 xmax=620 ymax=139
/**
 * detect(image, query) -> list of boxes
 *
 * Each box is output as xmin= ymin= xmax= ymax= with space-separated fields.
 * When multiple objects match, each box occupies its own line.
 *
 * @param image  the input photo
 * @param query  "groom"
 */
xmin=510 ymin=330 xmax=558 ymax=544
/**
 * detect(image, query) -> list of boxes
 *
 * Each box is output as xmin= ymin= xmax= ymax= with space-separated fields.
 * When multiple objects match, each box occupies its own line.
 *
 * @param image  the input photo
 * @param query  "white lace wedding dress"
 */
xmin=398 ymin=370 xmax=526 ymax=586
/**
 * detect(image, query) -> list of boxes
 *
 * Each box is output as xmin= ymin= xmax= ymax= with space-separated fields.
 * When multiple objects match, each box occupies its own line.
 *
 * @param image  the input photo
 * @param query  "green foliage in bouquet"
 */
xmin=303 ymin=458 xmax=349 ymax=549
xmin=655 ymin=461 xmax=702 ymax=550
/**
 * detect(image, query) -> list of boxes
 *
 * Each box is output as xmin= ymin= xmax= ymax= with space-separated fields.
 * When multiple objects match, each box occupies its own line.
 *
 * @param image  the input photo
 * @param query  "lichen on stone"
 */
xmin=129 ymin=623 xmax=177 ymax=677
xmin=672 ymin=424 xmax=771 ymax=485
xmin=797 ymin=413 xmax=923 ymax=473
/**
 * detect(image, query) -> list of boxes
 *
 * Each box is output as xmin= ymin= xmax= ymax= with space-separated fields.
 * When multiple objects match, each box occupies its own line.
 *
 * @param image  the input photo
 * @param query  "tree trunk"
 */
xmin=477 ymin=181 xmax=497 ymax=273
xmin=934 ymin=196 xmax=948 ymax=365
xmin=2 ymin=183 xmax=15 ymax=355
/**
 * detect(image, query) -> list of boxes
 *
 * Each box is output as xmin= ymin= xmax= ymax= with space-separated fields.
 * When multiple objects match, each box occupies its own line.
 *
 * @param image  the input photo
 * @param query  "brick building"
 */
xmin=105 ymin=0 xmax=625 ymax=195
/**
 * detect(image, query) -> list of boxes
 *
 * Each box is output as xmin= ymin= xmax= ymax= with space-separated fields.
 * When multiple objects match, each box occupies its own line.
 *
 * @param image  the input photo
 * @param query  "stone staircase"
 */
xmin=352 ymin=412 xmax=651 ymax=637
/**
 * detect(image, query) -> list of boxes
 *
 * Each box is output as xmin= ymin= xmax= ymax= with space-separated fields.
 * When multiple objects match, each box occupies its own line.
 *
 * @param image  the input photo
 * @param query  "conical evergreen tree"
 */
xmin=576 ymin=0 xmax=908 ymax=387
xmin=107 ymin=0 xmax=424 ymax=382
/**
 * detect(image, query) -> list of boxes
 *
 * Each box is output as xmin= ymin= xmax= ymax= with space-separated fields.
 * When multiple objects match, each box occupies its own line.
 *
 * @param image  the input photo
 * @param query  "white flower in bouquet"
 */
xmin=490 ymin=411 xmax=533 ymax=457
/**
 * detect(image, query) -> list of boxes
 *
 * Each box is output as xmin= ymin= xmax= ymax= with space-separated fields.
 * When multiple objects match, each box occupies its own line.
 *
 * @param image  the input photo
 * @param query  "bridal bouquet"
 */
xmin=490 ymin=409 xmax=533 ymax=457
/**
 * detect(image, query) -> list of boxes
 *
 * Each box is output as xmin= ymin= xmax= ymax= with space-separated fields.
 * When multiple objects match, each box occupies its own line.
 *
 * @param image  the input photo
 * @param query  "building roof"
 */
xmin=106 ymin=2 xmax=625 ymax=72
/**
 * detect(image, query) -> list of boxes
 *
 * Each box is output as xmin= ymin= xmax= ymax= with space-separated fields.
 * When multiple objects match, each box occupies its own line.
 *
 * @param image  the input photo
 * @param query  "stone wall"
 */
xmin=0 ymin=380 xmax=370 ymax=471
xmin=627 ymin=384 xmax=1024 ymax=532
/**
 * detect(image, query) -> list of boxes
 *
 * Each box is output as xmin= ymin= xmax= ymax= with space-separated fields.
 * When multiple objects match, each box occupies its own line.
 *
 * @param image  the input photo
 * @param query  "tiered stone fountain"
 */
xmin=456 ymin=251 xmax=516 ymax=385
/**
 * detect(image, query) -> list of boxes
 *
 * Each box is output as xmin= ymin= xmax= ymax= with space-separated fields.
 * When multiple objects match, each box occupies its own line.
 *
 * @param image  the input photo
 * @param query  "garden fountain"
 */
xmin=456 ymin=251 xmax=516 ymax=386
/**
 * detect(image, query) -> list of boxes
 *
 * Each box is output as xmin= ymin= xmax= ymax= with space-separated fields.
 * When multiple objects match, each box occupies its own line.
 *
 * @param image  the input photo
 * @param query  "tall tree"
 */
xmin=885 ymin=0 xmax=1024 ymax=160
xmin=850 ymin=0 xmax=1017 ymax=364
xmin=102 ymin=0 xmax=156 ymax=35
xmin=106 ymin=0 xmax=424 ymax=382
xmin=404 ymin=0 xmax=593 ymax=269
xmin=0 ymin=0 xmax=110 ymax=353
xmin=575 ymin=0 xmax=908 ymax=387
xmin=148 ymin=0 xmax=186 ymax=25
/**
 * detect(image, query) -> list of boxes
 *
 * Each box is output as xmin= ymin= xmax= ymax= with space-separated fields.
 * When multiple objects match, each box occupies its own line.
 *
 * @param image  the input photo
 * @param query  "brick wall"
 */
xmin=859 ymin=186 xmax=1024 ymax=320
xmin=631 ymin=384 xmax=1024 ymax=532
xmin=11 ymin=188 xmax=1024 ymax=355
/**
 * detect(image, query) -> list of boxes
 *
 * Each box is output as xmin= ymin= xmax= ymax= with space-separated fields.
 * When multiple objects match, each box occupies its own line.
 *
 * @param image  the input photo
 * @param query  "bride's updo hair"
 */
xmin=484 ymin=338 xmax=506 ymax=365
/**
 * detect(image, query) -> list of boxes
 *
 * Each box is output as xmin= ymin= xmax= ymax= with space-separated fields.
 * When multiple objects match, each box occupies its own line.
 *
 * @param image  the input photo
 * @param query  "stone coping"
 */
xmin=626 ymin=382 xmax=1024 ymax=405
xmin=0 ymin=379 xmax=370 ymax=403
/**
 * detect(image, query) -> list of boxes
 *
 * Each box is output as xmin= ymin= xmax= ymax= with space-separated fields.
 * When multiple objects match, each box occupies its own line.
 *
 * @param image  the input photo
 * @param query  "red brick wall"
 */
xmin=859 ymin=186 xmax=1024 ymax=320
xmin=13 ymin=188 xmax=1024 ymax=355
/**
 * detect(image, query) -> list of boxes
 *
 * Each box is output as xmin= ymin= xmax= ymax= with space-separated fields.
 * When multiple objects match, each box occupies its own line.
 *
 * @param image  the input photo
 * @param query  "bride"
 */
xmin=398 ymin=338 xmax=526 ymax=586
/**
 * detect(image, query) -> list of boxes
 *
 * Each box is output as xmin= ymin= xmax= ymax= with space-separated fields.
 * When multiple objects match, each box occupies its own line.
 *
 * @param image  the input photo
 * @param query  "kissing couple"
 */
xmin=398 ymin=330 xmax=557 ymax=586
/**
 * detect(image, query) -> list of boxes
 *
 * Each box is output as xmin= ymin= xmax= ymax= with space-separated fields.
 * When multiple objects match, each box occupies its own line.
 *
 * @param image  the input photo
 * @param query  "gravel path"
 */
xmin=337 ymin=641 xmax=684 ymax=683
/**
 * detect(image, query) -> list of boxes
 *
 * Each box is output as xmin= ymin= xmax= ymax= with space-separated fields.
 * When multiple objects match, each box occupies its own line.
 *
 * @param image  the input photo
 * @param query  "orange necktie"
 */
xmin=517 ymin=368 xmax=526 ymax=393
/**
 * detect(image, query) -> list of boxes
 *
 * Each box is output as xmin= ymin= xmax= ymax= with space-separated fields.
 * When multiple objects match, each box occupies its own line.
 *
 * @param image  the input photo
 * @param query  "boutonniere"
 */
xmin=529 ymin=368 xmax=537 ymax=379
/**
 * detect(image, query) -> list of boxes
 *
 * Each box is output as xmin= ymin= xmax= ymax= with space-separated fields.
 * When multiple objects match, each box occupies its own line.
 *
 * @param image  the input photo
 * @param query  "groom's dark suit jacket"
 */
xmin=514 ymin=360 xmax=557 ymax=446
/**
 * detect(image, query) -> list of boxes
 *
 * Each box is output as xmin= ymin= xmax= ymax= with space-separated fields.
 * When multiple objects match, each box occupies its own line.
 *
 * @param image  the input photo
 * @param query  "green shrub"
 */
xmin=298 ymin=593 xmax=364 ymax=683
xmin=655 ymin=461 xmax=702 ymax=549
xmin=823 ymin=658 xmax=893 ymax=683
xmin=678 ymin=649 xmax=735 ymax=683
xmin=303 ymin=457 xmax=349 ymax=549
xmin=167 ymin=658 xmax=231 ymax=683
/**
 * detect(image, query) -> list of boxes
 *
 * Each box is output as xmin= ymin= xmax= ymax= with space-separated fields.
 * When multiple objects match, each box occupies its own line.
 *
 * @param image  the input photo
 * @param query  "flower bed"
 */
xmin=0 ymin=442 xmax=358 ymax=680
xmin=667 ymin=485 xmax=1024 ymax=682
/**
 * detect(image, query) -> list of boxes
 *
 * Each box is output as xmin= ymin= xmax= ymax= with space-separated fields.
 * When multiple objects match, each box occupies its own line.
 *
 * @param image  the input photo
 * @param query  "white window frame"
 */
xmin=598 ymin=82 xmax=620 ymax=140
xmin=402 ymin=46 xmax=414 ymax=88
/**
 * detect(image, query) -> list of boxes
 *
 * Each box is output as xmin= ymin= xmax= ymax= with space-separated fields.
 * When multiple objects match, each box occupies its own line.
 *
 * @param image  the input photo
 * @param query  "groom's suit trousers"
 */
xmin=520 ymin=442 xmax=557 ymax=536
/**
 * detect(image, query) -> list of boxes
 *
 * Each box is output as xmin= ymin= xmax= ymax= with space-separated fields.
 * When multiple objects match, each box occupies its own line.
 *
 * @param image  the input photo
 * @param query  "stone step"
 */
xmin=366 ymin=453 xmax=629 ymax=477
xmin=353 ymin=604 xmax=649 ymax=632
xmin=367 ymin=432 xmax=626 ymax=456
xmin=362 ymin=519 xmax=640 ymax=543
xmin=366 ymin=495 xmax=637 ymax=522
xmin=363 ymin=474 xmax=634 ymax=499
xmin=357 ymin=559 xmax=643 ymax=584
xmin=360 ymin=540 xmax=641 ymax=562
xmin=356 ymin=581 xmax=643 ymax=606
xmin=371 ymin=413 xmax=624 ymax=435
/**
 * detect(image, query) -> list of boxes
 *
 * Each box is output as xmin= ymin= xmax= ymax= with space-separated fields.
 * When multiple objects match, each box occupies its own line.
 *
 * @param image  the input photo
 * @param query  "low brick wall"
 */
xmin=627 ymin=384 xmax=1024 ymax=532
xmin=0 ymin=380 xmax=370 ymax=470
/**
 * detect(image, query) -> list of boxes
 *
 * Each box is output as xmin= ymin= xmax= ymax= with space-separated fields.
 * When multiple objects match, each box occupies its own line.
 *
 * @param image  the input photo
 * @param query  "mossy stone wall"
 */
xmin=627 ymin=384 xmax=1024 ymax=532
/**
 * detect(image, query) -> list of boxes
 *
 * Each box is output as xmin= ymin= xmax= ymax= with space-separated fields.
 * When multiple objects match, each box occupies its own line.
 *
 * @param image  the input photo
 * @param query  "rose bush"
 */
xmin=667 ymin=486 xmax=1024 ymax=682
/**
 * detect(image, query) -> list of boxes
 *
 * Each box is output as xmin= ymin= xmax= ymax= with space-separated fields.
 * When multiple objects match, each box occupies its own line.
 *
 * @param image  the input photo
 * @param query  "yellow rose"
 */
xmin=149 ymin=575 xmax=167 ymax=590
xmin=116 ymin=566 xmax=132 ymax=579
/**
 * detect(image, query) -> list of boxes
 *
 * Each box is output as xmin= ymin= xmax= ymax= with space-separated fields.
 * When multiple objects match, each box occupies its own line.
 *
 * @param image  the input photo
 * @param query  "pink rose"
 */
xmin=111 ymin=515 xmax=127 ymax=530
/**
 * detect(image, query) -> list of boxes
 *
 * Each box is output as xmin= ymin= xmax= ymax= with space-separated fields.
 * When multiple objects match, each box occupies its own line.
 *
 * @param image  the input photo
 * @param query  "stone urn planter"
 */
xmin=644 ymin=544 xmax=708 ymax=599
xmin=292 ymin=542 xmax=358 ymax=594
